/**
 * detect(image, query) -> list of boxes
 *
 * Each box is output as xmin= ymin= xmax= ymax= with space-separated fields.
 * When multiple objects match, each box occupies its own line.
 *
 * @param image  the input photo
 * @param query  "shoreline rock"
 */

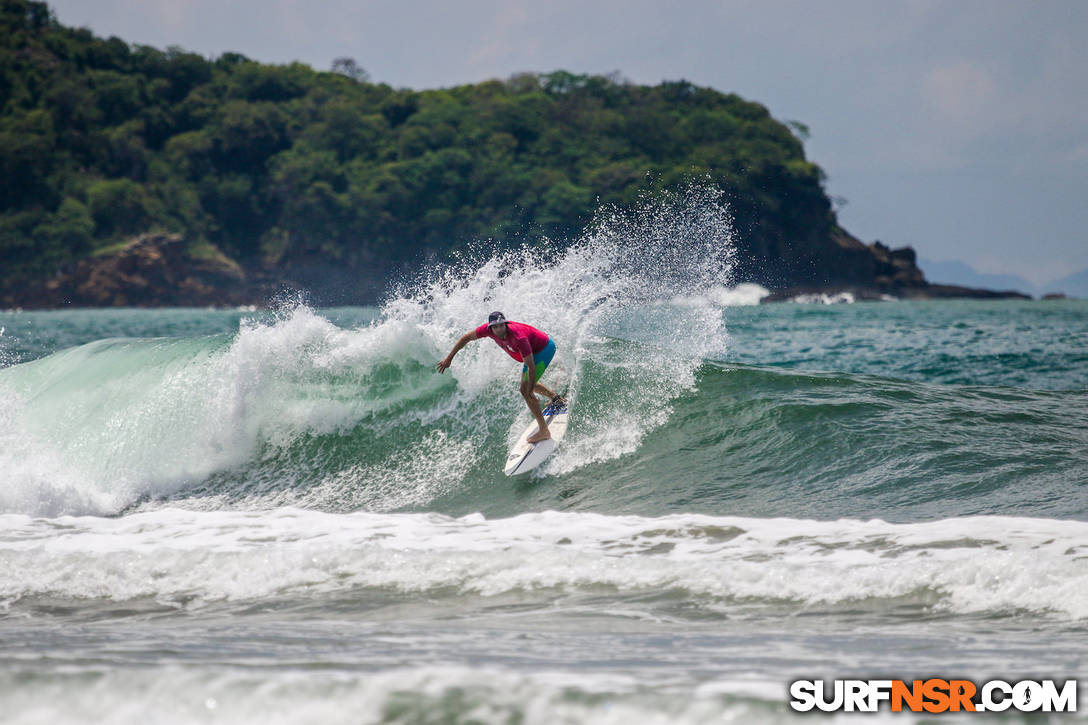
xmin=4 ymin=231 xmax=1034 ymax=310
xmin=756 ymin=230 xmax=1032 ymax=303
xmin=3 ymin=232 xmax=393 ymax=310
xmin=6 ymin=233 xmax=269 ymax=309
xmin=761 ymin=283 xmax=1031 ymax=303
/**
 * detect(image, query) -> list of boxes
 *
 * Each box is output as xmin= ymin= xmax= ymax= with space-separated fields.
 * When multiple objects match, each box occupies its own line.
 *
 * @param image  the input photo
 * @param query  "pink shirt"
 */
xmin=475 ymin=321 xmax=550 ymax=362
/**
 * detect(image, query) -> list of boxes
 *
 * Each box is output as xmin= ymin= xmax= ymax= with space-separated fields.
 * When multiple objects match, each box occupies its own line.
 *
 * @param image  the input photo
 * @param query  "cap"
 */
xmin=487 ymin=311 xmax=507 ymax=327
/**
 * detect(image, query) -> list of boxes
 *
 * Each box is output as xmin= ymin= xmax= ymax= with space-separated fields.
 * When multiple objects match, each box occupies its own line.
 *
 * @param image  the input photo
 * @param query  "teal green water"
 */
xmin=2 ymin=300 xmax=1084 ymax=522
xmin=726 ymin=299 xmax=1088 ymax=389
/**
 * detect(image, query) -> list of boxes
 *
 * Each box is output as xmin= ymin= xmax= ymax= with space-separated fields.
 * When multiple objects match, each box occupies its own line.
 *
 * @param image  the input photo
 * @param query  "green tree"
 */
xmin=33 ymin=196 xmax=94 ymax=256
xmin=0 ymin=2 xmax=852 ymax=299
xmin=86 ymin=178 xmax=161 ymax=239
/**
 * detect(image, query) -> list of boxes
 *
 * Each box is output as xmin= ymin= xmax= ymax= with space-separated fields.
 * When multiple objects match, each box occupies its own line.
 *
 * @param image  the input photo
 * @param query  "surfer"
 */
xmin=437 ymin=311 xmax=561 ymax=443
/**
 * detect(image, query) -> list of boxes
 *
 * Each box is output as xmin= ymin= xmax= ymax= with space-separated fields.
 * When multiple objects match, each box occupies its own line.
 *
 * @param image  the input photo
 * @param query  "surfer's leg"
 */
xmin=520 ymin=378 xmax=551 ymax=442
xmin=524 ymin=339 xmax=558 ymax=403
xmin=533 ymin=382 xmax=556 ymax=399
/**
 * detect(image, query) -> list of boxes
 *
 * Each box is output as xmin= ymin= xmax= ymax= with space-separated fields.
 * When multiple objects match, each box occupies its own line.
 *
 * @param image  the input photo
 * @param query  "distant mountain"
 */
xmin=1042 ymin=268 xmax=1088 ymax=298
xmin=918 ymin=258 xmax=1036 ymax=296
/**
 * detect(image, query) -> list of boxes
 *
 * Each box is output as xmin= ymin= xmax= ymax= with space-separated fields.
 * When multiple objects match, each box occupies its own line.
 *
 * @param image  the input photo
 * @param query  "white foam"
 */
xmin=0 ymin=666 xmax=794 ymax=725
xmin=674 ymin=283 xmax=770 ymax=307
xmin=789 ymin=291 xmax=856 ymax=304
xmin=2 ymin=509 xmax=1085 ymax=620
xmin=382 ymin=185 xmax=738 ymax=478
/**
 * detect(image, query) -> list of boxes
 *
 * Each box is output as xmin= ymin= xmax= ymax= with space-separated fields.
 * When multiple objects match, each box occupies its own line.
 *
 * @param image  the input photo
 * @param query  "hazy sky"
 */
xmin=48 ymin=0 xmax=1088 ymax=284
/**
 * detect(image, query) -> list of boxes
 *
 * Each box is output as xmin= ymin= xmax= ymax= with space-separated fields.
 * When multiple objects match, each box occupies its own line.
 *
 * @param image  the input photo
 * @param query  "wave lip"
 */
xmin=2 ymin=509 xmax=1085 ymax=620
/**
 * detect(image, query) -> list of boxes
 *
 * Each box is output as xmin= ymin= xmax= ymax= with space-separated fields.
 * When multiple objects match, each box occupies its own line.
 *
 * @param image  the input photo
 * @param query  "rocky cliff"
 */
xmin=4 ymin=229 xmax=1028 ymax=310
xmin=6 ymin=234 xmax=262 ymax=308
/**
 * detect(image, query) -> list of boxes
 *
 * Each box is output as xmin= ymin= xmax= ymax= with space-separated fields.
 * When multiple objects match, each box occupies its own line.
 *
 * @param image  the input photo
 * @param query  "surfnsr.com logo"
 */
xmin=789 ymin=679 xmax=1077 ymax=713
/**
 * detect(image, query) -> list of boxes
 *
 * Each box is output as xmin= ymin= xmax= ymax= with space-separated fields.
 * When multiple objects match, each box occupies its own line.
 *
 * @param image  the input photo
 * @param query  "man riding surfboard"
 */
xmin=437 ymin=312 xmax=561 ymax=443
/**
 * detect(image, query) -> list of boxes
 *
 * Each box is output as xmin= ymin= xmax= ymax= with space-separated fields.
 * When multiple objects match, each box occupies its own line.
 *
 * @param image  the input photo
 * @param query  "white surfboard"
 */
xmin=504 ymin=399 xmax=570 ymax=476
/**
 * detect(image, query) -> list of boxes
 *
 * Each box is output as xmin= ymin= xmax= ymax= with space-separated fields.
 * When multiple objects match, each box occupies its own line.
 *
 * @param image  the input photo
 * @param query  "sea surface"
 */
xmin=2 ymin=195 xmax=1087 ymax=723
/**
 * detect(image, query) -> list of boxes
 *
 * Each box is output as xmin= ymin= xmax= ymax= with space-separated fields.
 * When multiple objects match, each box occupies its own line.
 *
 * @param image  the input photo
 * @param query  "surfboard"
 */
xmin=504 ymin=398 xmax=570 ymax=476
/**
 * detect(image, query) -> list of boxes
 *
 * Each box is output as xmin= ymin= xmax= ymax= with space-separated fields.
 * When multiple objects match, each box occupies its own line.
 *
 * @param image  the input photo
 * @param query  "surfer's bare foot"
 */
xmin=527 ymin=428 xmax=551 ymax=443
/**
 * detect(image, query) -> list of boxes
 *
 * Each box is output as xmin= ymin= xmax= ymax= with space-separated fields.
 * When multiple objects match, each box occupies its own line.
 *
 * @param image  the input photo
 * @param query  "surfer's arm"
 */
xmin=436 ymin=330 xmax=479 ymax=373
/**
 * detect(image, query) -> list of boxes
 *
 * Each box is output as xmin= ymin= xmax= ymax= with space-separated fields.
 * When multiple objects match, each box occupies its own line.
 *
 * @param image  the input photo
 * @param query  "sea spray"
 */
xmin=385 ymin=184 xmax=737 ymax=475
xmin=0 ymin=187 xmax=738 ymax=516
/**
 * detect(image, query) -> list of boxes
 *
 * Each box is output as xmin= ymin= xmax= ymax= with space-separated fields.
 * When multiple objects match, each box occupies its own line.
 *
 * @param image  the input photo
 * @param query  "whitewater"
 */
xmin=2 ymin=189 xmax=1087 ymax=723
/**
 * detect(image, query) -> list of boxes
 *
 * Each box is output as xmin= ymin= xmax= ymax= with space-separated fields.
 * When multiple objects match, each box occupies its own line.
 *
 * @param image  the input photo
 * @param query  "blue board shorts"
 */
xmin=522 ymin=338 xmax=556 ymax=382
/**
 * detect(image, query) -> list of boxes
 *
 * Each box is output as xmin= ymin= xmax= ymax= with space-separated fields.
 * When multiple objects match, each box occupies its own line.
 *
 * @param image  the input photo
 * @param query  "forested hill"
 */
xmin=2 ymin=0 xmax=936 ymax=307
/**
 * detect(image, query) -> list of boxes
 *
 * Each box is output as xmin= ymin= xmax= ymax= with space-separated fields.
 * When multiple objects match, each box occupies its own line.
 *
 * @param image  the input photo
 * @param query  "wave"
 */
xmin=2 ymin=508 xmax=1086 ymax=621
xmin=673 ymin=283 xmax=770 ymax=307
xmin=787 ymin=290 xmax=856 ymax=304
xmin=3 ymin=321 xmax=1083 ymax=520
xmin=2 ymin=323 xmax=1086 ymax=521
xmin=0 ymin=665 xmax=788 ymax=725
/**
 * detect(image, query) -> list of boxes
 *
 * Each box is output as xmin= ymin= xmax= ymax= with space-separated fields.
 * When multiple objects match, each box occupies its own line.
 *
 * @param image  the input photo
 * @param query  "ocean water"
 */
xmin=2 ymin=194 xmax=1087 ymax=723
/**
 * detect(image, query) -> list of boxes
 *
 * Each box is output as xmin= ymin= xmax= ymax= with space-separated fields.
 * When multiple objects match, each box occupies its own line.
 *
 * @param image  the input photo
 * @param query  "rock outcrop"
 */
xmin=6 ymin=234 xmax=270 ymax=308
xmin=757 ymin=229 xmax=1029 ymax=302
xmin=4 ymin=229 xmax=1031 ymax=309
